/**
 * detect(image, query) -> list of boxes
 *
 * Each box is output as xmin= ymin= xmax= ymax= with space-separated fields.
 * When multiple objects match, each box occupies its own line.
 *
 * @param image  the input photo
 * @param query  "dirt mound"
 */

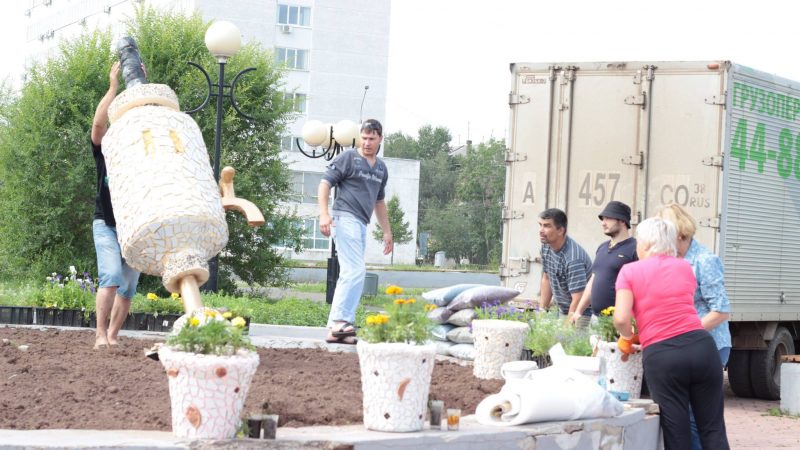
xmin=0 ymin=327 xmax=502 ymax=430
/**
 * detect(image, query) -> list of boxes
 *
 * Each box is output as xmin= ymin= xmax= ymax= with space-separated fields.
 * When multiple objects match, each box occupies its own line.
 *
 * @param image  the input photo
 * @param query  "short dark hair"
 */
xmin=539 ymin=208 xmax=568 ymax=230
xmin=361 ymin=119 xmax=383 ymax=137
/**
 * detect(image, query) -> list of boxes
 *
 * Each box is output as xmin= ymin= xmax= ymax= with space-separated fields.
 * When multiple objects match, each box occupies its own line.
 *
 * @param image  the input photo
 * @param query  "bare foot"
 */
xmin=107 ymin=335 xmax=119 ymax=346
xmin=94 ymin=335 xmax=109 ymax=350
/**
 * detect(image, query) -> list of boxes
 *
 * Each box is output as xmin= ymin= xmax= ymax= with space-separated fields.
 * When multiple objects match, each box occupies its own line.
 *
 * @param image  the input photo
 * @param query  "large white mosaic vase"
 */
xmin=595 ymin=340 xmax=643 ymax=399
xmin=472 ymin=320 xmax=530 ymax=380
xmin=159 ymin=346 xmax=260 ymax=439
xmin=356 ymin=341 xmax=436 ymax=432
xmin=102 ymin=83 xmax=228 ymax=292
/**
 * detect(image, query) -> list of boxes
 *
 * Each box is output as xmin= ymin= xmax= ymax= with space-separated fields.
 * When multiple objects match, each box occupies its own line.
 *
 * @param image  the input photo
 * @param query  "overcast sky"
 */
xmin=4 ymin=0 xmax=800 ymax=146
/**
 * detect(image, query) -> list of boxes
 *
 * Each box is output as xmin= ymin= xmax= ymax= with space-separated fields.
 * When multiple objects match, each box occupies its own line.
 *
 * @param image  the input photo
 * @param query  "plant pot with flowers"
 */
xmin=593 ymin=306 xmax=644 ymax=399
xmin=356 ymin=285 xmax=437 ymax=432
xmin=158 ymin=308 xmax=258 ymax=439
xmin=471 ymin=301 xmax=532 ymax=379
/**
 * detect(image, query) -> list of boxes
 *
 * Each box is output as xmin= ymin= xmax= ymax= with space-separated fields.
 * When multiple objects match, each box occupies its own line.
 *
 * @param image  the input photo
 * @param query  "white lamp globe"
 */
xmin=333 ymin=120 xmax=359 ymax=147
xmin=302 ymin=120 xmax=329 ymax=146
xmin=205 ymin=21 xmax=242 ymax=59
xmin=355 ymin=129 xmax=363 ymax=148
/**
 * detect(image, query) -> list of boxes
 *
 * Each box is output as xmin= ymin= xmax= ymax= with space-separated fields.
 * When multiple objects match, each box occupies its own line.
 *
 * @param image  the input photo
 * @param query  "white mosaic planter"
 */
xmin=595 ymin=340 xmax=643 ymax=399
xmin=102 ymin=83 xmax=227 ymax=291
xmin=356 ymin=341 xmax=436 ymax=432
xmin=472 ymin=320 xmax=530 ymax=380
xmin=159 ymin=346 xmax=260 ymax=439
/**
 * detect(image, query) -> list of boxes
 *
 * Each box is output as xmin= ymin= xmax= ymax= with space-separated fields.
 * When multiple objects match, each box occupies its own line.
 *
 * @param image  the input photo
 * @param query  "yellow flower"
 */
xmin=377 ymin=314 xmax=389 ymax=324
xmin=407 ymin=298 xmax=416 ymax=304
xmin=147 ymin=292 xmax=158 ymax=301
xmin=386 ymin=285 xmax=403 ymax=295
xmin=171 ymin=293 xmax=180 ymax=300
xmin=601 ymin=306 xmax=615 ymax=316
xmin=366 ymin=316 xmax=377 ymax=326
xmin=393 ymin=298 xmax=406 ymax=305
xmin=231 ymin=317 xmax=247 ymax=328
xmin=204 ymin=309 xmax=218 ymax=318
xmin=424 ymin=303 xmax=437 ymax=312
xmin=189 ymin=317 xmax=200 ymax=327
xmin=222 ymin=311 xmax=233 ymax=319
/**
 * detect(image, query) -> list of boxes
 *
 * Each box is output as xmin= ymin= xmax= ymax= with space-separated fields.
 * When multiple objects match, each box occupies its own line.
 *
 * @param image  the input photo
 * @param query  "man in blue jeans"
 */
xmin=91 ymin=61 xmax=141 ymax=349
xmin=318 ymin=119 xmax=393 ymax=344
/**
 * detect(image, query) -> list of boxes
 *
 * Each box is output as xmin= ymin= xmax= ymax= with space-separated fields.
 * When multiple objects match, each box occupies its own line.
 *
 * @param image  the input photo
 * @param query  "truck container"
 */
xmin=502 ymin=60 xmax=800 ymax=400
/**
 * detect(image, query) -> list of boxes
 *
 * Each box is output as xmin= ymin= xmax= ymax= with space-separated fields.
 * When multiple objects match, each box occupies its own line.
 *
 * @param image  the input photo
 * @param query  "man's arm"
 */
xmin=568 ymin=290 xmax=584 ymax=315
xmin=539 ymin=272 xmax=553 ymax=311
xmin=373 ymin=199 xmax=393 ymax=255
xmin=91 ymin=61 xmax=121 ymax=146
xmin=570 ymin=275 xmax=594 ymax=324
xmin=318 ymin=181 xmax=332 ymax=237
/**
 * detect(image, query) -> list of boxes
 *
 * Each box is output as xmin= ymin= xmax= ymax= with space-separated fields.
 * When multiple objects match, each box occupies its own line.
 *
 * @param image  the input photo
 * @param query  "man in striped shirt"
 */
xmin=538 ymin=208 xmax=593 ymax=324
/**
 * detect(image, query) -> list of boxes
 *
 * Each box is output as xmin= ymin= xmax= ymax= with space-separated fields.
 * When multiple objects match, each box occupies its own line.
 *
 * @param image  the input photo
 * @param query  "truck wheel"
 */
xmin=728 ymin=349 xmax=754 ymax=398
xmin=750 ymin=327 xmax=795 ymax=400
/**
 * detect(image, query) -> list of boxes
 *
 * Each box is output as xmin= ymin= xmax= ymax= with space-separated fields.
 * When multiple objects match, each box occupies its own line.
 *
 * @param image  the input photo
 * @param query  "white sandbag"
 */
xmin=446 ymin=326 xmax=474 ymax=344
xmin=447 ymin=308 xmax=477 ymax=327
xmin=431 ymin=324 xmax=456 ymax=341
xmin=447 ymin=343 xmax=475 ymax=360
xmin=435 ymin=340 xmax=456 ymax=356
xmin=475 ymin=366 xmax=623 ymax=426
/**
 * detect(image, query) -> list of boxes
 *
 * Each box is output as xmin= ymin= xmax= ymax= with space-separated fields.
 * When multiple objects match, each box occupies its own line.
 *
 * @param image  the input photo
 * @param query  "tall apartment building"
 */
xmin=21 ymin=0 xmax=419 ymax=265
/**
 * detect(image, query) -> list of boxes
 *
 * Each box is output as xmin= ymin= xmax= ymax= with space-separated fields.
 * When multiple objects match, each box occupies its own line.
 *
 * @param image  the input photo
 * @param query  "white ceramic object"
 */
xmin=159 ymin=346 xmax=259 ymax=439
xmin=103 ymin=83 xmax=228 ymax=291
xmin=356 ymin=341 xmax=436 ymax=432
xmin=472 ymin=320 xmax=530 ymax=380
xmin=594 ymin=340 xmax=644 ymax=399
xmin=500 ymin=360 xmax=538 ymax=379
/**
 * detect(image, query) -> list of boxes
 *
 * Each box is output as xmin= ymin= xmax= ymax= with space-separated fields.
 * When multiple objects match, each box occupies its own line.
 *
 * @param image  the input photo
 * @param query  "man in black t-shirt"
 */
xmin=570 ymin=201 xmax=637 ymax=325
xmin=90 ymin=61 xmax=141 ymax=349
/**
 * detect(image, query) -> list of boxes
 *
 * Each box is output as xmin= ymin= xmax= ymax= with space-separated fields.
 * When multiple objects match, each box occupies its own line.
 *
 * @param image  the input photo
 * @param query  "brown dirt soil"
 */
xmin=0 ymin=326 xmax=503 ymax=430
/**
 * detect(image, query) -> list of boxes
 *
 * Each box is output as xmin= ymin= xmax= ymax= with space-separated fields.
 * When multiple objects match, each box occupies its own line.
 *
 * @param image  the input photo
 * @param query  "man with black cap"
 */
xmin=570 ymin=201 xmax=638 ymax=325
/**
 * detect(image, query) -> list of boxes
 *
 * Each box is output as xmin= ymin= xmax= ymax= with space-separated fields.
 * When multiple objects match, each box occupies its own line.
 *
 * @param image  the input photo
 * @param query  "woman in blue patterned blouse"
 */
xmin=657 ymin=202 xmax=731 ymax=450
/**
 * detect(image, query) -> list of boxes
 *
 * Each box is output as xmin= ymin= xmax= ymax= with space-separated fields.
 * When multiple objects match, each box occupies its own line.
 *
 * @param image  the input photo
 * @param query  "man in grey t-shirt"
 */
xmin=318 ymin=119 xmax=393 ymax=344
xmin=538 ymin=208 xmax=592 ymax=323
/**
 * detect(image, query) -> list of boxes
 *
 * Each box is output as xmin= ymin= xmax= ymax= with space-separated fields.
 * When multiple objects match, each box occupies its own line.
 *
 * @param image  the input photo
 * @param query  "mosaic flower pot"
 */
xmin=356 ymin=341 xmax=436 ymax=432
xmin=594 ymin=340 xmax=643 ymax=399
xmin=159 ymin=346 xmax=260 ymax=439
xmin=471 ymin=319 xmax=530 ymax=380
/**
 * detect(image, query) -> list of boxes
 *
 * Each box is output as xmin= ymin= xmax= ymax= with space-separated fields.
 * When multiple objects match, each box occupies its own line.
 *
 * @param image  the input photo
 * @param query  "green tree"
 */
xmin=372 ymin=195 xmax=413 ymax=264
xmin=0 ymin=7 xmax=302 ymax=291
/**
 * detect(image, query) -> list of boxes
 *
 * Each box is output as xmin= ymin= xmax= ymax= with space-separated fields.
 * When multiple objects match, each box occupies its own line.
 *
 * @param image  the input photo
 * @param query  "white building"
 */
xmin=21 ymin=0 xmax=419 ymax=265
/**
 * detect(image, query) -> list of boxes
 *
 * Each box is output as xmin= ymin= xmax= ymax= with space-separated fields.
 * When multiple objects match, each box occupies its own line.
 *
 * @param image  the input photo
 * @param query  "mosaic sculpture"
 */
xmin=102 ymin=37 xmax=263 ymax=313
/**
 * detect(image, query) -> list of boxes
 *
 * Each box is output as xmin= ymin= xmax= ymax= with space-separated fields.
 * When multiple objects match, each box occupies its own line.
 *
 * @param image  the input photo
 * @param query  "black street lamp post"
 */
xmin=184 ymin=20 xmax=255 ymax=293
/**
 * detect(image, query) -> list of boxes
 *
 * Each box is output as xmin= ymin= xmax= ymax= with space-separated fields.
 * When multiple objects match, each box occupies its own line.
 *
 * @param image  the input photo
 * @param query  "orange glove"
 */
xmin=617 ymin=335 xmax=636 ymax=355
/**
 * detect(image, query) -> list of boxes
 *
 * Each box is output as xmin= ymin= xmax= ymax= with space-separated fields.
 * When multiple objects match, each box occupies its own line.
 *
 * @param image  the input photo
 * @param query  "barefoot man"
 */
xmin=90 ymin=61 xmax=140 ymax=348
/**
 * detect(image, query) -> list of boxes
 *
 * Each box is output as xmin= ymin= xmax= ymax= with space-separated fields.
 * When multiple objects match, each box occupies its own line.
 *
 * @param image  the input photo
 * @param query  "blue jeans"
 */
xmin=92 ymin=219 xmax=140 ymax=300
xmin=689 ymin=346 xmax=731 ymax=450
xmin=326 ymin=214 xmax=366 ymax=328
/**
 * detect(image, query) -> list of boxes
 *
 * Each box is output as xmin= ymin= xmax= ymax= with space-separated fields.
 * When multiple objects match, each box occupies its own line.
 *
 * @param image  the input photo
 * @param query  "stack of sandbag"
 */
xmin=424 ymin=284 xmax=521 ymax=361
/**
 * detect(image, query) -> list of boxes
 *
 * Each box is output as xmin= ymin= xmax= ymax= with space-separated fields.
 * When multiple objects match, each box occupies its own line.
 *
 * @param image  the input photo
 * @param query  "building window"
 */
xmin=275 ymin=47 xmax=309 ymax=70
xmin=284 ymin=92 xmax=307 ymax=113
xmin=291 ymin=171 xmax=328 ymax=203
xmin=302 ymin=218 xmax=330 ymax=250
xmin=281 ymin=135 xmax=302 ymax=152
xmin=277 ymin=4 xmax=311 ymax=26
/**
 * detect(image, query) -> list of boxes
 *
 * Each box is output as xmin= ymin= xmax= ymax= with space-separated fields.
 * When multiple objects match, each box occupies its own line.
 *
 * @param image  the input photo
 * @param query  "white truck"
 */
xmin=501 ymin=60 xmax=800 ymax=400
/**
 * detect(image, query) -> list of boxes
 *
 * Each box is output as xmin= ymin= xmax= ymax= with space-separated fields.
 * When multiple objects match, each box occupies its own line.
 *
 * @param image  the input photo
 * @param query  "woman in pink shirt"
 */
xmin=614 ymin=217 xmax=728 ymax=450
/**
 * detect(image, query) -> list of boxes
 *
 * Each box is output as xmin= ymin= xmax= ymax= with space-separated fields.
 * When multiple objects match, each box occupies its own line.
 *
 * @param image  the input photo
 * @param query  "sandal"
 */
xmin=325 ymin=335 xmax=358 ymax=345
xmin=331 ymin=322 xmax=357 ymax=337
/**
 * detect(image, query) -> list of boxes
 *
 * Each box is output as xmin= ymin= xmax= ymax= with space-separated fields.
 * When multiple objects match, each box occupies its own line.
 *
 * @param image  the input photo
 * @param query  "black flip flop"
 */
xmin=325 ymin=335 xmax=358 ymax=345
xmin=331 ymin=322 xmax=357 ymax=337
